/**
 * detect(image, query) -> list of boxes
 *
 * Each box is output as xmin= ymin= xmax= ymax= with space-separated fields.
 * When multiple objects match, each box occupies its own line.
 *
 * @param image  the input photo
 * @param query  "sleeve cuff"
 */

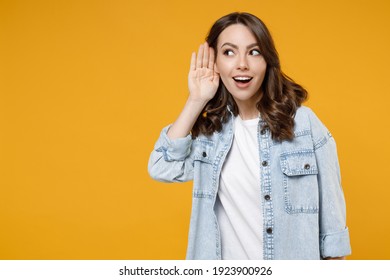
xmin=158 ymin=125 xmax=192 ymax=161
xmin=320 ymin=227 xmax=351 ymax=258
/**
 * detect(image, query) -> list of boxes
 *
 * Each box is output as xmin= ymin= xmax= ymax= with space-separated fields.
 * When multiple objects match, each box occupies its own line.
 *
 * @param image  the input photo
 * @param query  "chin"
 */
xmin=227 ymin=88 xmax=261 ymax=102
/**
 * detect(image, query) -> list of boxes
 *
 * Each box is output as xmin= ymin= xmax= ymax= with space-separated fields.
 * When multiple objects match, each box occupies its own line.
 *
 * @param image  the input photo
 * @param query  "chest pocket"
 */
xmin=280 ymin=149 xmax=319 ymax=214
xmin=192 ymin=139 xmax=215 ymax=198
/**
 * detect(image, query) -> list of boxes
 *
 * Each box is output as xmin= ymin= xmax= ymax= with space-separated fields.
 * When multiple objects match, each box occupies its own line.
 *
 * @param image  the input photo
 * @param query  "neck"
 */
xmin=234 ymin=94 xmax=261 ymax=120
xmin=238 ymin=109 xmax=259 ymax=120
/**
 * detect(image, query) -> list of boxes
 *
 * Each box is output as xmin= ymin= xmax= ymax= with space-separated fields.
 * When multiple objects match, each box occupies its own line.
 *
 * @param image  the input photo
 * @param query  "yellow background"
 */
xmin=1 ymin=0 xmax=389 ymax=259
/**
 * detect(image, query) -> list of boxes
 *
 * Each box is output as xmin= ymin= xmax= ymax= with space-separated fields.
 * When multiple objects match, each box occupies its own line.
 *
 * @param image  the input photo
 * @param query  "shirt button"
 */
xmin=260 ymin=128 xmax=266 ymax=135
xmin=202 ymin=152 xmax=207 ymax=157
xmin=262 ymin=161 xmax=268 ymax=167
xmin=304 ymin=163 xmax=310 ymax=170
xmin=266 ymin=227 xmax=273 ymax=234
xmin=264 ymin=195 xmax=271 ymax=201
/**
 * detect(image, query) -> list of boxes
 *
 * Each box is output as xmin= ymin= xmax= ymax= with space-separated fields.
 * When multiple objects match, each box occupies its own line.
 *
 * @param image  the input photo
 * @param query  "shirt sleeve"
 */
xmin=308 ymin=109 xmax=352 ymax=258
xmin=147 ymin=124 xmax=195 ymax=183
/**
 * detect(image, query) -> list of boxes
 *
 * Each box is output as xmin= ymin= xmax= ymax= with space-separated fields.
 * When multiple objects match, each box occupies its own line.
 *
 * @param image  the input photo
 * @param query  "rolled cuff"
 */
xmin=320 ymin=227 xmax=351 ymax=258
xmin=159 ymin=125 xmax=192 ymax=161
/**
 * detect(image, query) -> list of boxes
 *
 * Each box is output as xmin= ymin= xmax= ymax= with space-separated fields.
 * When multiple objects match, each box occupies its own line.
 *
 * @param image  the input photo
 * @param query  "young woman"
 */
xmin=148 ymin=12 xmax=351 ymax=260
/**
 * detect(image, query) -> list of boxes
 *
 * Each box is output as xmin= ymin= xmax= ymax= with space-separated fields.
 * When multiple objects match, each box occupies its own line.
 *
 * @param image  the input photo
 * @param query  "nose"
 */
xmin=237 ymin=54 xmax=249 ymax=70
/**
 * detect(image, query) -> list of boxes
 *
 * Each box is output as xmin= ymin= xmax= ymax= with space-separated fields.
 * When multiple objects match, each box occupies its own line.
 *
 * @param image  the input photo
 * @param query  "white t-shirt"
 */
xmin=215 ymin=115 xmax=263 ymax=259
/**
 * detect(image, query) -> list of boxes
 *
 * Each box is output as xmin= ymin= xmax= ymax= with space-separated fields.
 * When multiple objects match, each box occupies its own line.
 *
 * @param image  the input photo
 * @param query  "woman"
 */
xmin=148 ymin=12 xmax=351 ymax=260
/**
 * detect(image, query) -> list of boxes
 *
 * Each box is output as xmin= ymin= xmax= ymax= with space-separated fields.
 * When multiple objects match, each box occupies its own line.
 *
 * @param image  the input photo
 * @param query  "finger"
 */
xmin=190 ymin=52 xmax=196 ymax=71
xmin=208 ymin=47 xmax=215 ymax=70
xmin=196 ymin=44 xmax=204 ymax=69
xmin=203 ymin=42 xmax=209 ymax=69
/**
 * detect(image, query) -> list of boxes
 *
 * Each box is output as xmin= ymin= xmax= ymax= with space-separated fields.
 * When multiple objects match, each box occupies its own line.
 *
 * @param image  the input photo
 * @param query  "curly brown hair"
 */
xmin=191 ymin=12 xmax=308 ymax=142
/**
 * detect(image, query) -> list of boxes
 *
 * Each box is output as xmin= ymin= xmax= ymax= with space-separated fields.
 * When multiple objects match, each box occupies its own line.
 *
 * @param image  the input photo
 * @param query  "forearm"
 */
xmin=167 ymin=98 xmax=208 ymax=139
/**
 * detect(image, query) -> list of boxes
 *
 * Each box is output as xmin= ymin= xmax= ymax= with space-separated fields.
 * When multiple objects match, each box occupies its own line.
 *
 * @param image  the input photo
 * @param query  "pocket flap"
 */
xmin=193 ymin=139 xmax=214 ymax=164
xmin=280 ymin=149 xmax=318 ymax=176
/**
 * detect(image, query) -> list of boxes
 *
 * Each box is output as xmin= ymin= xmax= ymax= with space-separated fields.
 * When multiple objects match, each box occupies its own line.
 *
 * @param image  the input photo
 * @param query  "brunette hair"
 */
xmin=191 ymin=12 xmax=308 ymax=141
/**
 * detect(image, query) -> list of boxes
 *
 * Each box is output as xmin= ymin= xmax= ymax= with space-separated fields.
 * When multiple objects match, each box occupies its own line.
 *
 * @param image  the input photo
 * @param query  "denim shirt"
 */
xmin=148 ymin=106 xmax=351 ymax=260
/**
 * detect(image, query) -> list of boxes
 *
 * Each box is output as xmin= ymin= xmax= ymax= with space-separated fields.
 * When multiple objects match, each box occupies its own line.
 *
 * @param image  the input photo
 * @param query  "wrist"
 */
xmin=187 ymin=96 xmax=210 ymax=108
xmin=187 ymin=95 xmax=210 ymax=106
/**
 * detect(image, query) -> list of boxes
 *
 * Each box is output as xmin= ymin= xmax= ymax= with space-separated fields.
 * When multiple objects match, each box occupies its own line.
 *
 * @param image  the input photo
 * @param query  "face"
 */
xmin=215 ymin=24 xmax=267 ymax=108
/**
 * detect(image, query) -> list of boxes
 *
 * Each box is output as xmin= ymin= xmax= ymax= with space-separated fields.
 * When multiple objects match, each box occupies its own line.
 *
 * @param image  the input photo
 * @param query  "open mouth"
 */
xmin=233 ymin=76 xmax=253 ymax=84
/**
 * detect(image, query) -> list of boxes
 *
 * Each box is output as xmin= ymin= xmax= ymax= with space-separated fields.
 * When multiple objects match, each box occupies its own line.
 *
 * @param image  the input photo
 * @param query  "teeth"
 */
xmin=234 ymin=77 xmax=252 ymax=81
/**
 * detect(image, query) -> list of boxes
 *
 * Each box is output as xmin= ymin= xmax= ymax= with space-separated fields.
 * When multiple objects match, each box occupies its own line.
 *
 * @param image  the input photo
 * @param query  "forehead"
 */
xmin=217 ymin=24 xmax=257 ymax=47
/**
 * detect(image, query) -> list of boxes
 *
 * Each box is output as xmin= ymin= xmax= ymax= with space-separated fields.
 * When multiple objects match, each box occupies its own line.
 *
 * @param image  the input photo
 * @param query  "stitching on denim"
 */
xmin=294 ymin=129 xmax=311 ymax=137
xmin=267 ymin=128 xmax=311 ymax=147
xmin=193 ymin=191 xmax=214 ymax=199
xmin=283 ymin=168 xmax=319 ymax=214
xmin=194 ymin=156 xmax=212 ymax=164
xmin=285 ymin=205 xmax=319 ymax=214
xmin=280 ymin=149 xmax=315 ymax=157
xmin=194 ymin=139 xmax=214 ymax=147
xmin=211 ymin=125 xmax=235 ymax=259
xmin=259 ymin=124 xmax=274 ymax=260
xmin=214 ymin=214 xmax=221 ymax=259
xmin=319 ymin=227 xmax=348 ymax=237
xmin=280 ymin=150 xmax=318 ymax=176
xmin=314 ymin=132 xmax=333 ymax=150
xmin=282 ymin=150 xmax=319 ymax=214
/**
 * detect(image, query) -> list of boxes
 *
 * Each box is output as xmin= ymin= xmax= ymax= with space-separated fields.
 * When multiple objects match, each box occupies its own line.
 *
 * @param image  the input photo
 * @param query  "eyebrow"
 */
xmin=220 ymin=42 xmax=259 ymax=49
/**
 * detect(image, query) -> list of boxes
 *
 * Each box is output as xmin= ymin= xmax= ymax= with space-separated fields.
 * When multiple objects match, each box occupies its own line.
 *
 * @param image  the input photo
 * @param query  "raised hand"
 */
xmin=166 ymin=43 xmax=219 ymax=139
xmin=188 ymin=42 xmax=220 ymax=102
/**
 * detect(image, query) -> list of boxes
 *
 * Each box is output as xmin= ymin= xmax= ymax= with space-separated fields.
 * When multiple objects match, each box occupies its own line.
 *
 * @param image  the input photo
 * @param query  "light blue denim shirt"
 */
xmin=148 ymin=106 xmax=351 ymax=260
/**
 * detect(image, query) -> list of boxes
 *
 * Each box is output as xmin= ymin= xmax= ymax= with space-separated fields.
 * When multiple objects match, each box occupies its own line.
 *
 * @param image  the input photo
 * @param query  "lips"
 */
xmin=232 ymin=76 xmax=253 ymax=89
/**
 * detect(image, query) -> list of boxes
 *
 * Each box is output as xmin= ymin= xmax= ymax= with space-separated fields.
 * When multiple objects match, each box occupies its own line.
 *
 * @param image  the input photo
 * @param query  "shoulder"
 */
xmin=294 ymin=105 xmax=333 ymax=149
xmin=294 ymin=105 xmax=319 ymax=123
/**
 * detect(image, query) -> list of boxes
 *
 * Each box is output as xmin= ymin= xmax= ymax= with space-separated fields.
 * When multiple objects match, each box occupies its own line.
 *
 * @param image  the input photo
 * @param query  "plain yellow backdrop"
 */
xmin=1 ymin=0 xmax=389 ymax=259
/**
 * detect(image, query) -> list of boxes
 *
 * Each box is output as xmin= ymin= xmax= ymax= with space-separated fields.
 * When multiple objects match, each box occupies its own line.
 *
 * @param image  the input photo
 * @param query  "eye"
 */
xmin=223 ymin=49 xmax=234 ymax=56
xmin=250 ymin=49 xmax=261 ymax=56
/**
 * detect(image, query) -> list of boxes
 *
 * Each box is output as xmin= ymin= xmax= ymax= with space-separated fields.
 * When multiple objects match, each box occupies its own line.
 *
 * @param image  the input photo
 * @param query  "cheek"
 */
xmin=256 ymin=60 xmax=267 ymax=75
xmin=215 ymin=60 xmax=230 ymax=78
